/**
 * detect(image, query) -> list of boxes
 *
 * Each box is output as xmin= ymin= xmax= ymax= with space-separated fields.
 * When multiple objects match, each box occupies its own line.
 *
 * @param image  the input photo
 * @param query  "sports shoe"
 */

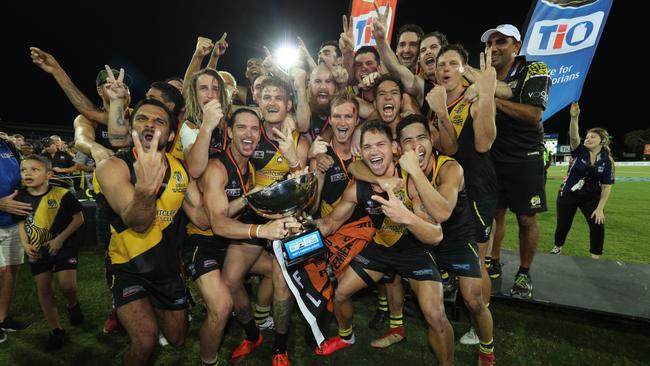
xmin=488 ymin=261 xmax=502 ymax=279
xmin=314 ymin=334 xmax=356 ymax=356
xmin=510 ymin=273 xmax=533 ymax=299
xmin=479 ymin=351 xmax=496 ymax=366
xmin=271 ymin=351 xmax=291 ymax=366
xmin=460 ymin=327 xmax=479 ymax=345
xmin=45 ymin=328 xmax=66 ymax=352
xmin=550 ymin=246 xmax=562 ymax=255
xmin=67 ymin=302 xmax=84 ymax=326
xmin=230 ymin=334 xmax=263 ymax=364
xmin=257 ymin=316 xmax=275 ymax=331
xmin=0 ymin=328 xmax=6 ymax=343
xmin=370 ymin=326 xmax=405 ymax=348
xmin=367 ymin=309 xmax=388 ymax=330
xmin=103 ymin=310 xmax=122 ymax=334
xmin=0 ymin=316 xmax=30 ymax=332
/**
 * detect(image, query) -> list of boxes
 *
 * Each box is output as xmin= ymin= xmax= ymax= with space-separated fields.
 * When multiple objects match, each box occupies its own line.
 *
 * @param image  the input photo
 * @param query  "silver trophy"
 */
xmin=245 ymin=172 xmax=325 ymax=267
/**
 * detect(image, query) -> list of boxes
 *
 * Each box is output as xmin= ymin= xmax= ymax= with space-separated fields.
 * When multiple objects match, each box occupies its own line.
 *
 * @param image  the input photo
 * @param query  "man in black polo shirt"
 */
xmin=481 ymin=24 xmax=551 ymax=299
xmin=41 ymin=137 xmax=75 ymax=176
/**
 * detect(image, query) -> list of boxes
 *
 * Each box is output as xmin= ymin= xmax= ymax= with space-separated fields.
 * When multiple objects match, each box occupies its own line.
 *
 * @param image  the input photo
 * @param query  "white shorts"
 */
xmin=0 ymin=225 xmax=24 ymax=267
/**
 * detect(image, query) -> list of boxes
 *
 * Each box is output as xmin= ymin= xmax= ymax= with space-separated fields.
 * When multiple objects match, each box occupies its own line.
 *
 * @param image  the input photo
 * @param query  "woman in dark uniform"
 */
xmin=551 ymin=102 xmax=614 ymax=259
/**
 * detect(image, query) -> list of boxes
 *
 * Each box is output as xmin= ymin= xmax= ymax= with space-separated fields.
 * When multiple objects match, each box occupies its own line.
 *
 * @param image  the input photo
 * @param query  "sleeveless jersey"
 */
xmin=356 ymin=165 xmax=417 ymax=249
xmin=425 ymin=154 xmax=475 ymax=245
xmin=250 ymin=125 xmax=299 ymax=187
xmin=444 ymin=94 xmax=497 ymax=199
xmin=319 ymin=146 xmax=366 ymax=222
xmin=186 ymin=148 xmax=255 ymax=237
xmin=102 ymin=149 xmax=188 ymax=276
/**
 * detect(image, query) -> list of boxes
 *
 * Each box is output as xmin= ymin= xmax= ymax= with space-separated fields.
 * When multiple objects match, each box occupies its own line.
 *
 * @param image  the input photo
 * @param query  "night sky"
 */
xmin=3 ymin=0 xmax=634 ymax=148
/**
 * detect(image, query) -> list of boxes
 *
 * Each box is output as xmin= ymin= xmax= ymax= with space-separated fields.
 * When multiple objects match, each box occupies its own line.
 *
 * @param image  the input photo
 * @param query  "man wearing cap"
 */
xmin=479 ymin=24 xmax=551 ymax=299
xmin=30 ymin=47 xmax=133 ymax=162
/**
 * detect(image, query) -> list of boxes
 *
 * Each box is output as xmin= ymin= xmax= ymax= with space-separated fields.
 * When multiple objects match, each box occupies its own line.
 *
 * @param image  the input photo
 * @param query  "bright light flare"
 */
xmin=276 ymin=45 xmax=299 ymax=70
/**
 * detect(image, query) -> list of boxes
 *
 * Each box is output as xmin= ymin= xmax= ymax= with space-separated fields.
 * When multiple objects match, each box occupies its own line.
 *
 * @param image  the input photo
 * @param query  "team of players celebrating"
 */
xmin=18 ymin=3 xmax=551 ymax=365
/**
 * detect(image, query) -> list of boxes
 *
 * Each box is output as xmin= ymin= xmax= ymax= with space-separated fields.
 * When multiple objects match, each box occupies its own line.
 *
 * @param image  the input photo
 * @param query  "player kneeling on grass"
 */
xmin=16 ymin=155 xmax=85 ymax=351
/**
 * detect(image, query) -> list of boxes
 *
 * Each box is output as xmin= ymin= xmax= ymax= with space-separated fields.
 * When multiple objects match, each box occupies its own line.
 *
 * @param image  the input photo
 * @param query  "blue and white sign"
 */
xmin=522 ymin=0 xmax=612 ymax=122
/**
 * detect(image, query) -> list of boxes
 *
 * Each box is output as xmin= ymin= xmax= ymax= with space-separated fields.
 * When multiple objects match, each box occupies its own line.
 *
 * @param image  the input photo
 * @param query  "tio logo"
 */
xmin=526 ymin=12 xmax=604 ymax=55
xmin=352 ymin=5 xmax=392 ymax=50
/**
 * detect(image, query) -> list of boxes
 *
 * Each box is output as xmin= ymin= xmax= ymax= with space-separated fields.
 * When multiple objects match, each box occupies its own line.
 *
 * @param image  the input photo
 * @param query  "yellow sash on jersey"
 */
xmin=26 ymin=186 xmax=69 ymax=249
xmin=255 ymin=130 xmax=300 ymax=187
xmin=108 ymin=153 xmax=188 ymax=264
xmin=448 ymin=98 xmax=471 ymax=138
xmin=374 ymin=169 xmax=412 ymax=247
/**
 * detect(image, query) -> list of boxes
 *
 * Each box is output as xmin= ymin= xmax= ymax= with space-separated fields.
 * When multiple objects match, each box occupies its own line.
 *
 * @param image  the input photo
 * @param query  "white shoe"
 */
xmin=158 ymin=333 xmax=169 ymax=346
xmin=257 ymin=316 xmax=274 ymax=331
xmin=460 ymin=327 xmax=479 ymax=345
xmin=550 ymin=246 xmax=562 ymax=255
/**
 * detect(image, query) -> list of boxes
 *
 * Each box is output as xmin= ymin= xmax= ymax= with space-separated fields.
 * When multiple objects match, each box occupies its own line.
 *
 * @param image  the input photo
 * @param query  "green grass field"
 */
xmin=1 ymin=166 xmax=648 ymax=365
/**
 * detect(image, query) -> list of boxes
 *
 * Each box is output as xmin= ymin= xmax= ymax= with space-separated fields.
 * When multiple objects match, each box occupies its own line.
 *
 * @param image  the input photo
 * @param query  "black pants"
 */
xmin=554 ymin=190 xmax=604 ymax=255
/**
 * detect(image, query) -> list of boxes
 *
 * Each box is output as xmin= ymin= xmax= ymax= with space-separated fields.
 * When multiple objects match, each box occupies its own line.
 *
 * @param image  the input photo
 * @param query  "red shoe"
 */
xmin=230 ymin=334 xmax=263 ymax=364
xmin=272 ymin=351 xmax=291 ymax=366
xmin=370 ymin=326 xmax=406 ymax=348
xmin=479 ymin=351 xmax=495 ymax=366
xmin=314 ymin=335 xmax=355 ymax=356
xmin=103 ymin=310 xmax=122 ymax=334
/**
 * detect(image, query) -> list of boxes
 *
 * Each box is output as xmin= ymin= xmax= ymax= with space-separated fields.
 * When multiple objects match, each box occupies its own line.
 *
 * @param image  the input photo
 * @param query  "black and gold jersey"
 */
xmin=186 ymin=147 xmax=255 ymax=237
xmin=356 ymin=165 xmax=417 ymax=249
xmin=309 ymin=114 xmax=329 ymax=141
xmin=250 ymin=125 xmax=299 ymax=187
xmin=425 ymin=154 xmax=475 ymax=245
xmin=319 ymin=146 xmax=366 ymax=222
xmin=16 ymin=185 xmax=82 ymax=250
xmin=100 ymin=149 xmax=188 ymax=276
xmin=445 ymin=95 xmax=498 ymax=199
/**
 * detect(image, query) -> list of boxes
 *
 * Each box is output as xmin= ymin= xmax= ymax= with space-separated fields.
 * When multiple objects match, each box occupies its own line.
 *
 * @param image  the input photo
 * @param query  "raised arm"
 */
xmin=370 ymin=3 xmax=425 ymax=105
xmin=103 ymin=65 xmax=132 ymax=147
xmin=290 ymin=67 xmax=311 ymax=134
xmin=207 ymin=33 xmax=228 ymax=70
xmin=73 ymin=115 xmax=114 ymax=163
xmin=183 ymin=37 xmax=214 ymax=97
xmin=30 ymin=47 xmax=107 ymax=124
xmin=569 ymin=102 xmax=581 ymax=150
xmin=184 ymin=100 xmax=223 ymax=178
xmin=339 ymin=15 xmax=356 ymax=85
xmin=470 ymin=49 xmax=497 ymax=153
xmin=426 ymin=85 xmax=458 ymax=155
xmin=297 ymin=36 xmax=318 ymax=73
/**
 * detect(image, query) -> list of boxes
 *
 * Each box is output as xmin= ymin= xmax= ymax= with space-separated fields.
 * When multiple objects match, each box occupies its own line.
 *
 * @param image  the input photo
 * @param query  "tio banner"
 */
xmin=521 ymin=0 xmax=612 ymax=122
xmin=350 ymin=0 xmax=398 ymax=50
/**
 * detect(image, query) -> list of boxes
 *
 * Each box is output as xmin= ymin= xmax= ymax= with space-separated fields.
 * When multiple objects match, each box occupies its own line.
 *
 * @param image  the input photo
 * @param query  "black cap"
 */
xmin=96 ymin=68 xmax=133 ymax=87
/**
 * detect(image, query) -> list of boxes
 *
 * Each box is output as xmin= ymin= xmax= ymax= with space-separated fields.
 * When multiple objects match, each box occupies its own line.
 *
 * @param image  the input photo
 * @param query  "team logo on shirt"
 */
xmin=172 ymin=171 xmax=187 ymax=192
xmin=47 ymin=199 xmax=57 ymax=208
xmin=530 ymin=195 xmax=542 ymax=209
xmin=254 ymin=151 xmax=264 ymax=159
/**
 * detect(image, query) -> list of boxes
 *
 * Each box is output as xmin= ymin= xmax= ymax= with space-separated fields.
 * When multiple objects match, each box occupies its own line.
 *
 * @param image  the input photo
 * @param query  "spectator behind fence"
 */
xmin=550 ymin=102 xmax=614 ymax=259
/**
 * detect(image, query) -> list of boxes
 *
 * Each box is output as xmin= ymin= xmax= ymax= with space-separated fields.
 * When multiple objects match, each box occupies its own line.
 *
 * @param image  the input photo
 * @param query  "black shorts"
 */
xmin=468 ymin=197 xmax=497 ymax=243
xmin=432 ymin=242 xmax=482 ymax=278
xmin=350 ymin=242 xmax=441 ymax=284
xmin=495 ymin=160 xmax=547 ymax=214
xmin=28 ymin=244 xmax=79 ymax=276
xmin=237 ymin=208 xmax=270 ymax=247
xmin=111 ymin=270 xmax=188 ymax=310
xmin=182 ymin=234 xmax=229 ymax=281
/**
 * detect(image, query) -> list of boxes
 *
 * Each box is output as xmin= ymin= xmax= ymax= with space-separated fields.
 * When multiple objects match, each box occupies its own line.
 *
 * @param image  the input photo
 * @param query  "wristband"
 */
xmin=255 ymin=224 xmax=262 ymax=239
xmin=248 ymin=224 xmax=256 ymax=239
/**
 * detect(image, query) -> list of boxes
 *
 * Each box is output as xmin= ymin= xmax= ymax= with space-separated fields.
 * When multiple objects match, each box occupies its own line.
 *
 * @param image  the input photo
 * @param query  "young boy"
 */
xmin=16 ymin=155 xmax=85 ymax=351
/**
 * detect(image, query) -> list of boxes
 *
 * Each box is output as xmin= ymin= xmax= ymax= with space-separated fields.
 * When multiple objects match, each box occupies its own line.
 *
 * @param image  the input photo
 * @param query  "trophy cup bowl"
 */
xmin=245 ymin=172 xmax=318 ymax=220
xmin=245 ymin=172 xmax=324 ymax=267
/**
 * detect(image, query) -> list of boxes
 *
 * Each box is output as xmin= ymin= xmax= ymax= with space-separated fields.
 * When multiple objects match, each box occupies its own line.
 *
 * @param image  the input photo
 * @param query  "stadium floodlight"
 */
xmin=276 ymin=45 xmax=298 ymax=71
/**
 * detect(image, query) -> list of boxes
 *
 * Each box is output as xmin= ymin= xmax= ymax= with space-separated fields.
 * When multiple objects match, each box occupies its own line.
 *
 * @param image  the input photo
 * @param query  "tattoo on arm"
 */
xmin=116 ymin=115 xmax=125 ymax=127
xmin=184 ymin=190 xmax=196 ymax=208
xmin=60 ymin=77 xmax=96 ymax=112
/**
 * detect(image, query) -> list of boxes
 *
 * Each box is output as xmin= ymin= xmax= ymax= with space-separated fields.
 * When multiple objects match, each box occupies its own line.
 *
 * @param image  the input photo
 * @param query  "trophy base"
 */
xmin=280 ymin=229 xmax=326 ymax=268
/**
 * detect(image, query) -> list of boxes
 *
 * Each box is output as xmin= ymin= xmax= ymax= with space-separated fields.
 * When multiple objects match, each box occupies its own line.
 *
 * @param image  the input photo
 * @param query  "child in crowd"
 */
xmin=16 ymin=155 xmax=85 ymax=351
